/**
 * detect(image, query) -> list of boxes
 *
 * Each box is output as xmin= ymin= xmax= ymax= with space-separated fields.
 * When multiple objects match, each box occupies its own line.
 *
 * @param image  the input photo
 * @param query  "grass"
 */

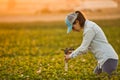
xmin=0 ymin=19 xmax=120 ymax=80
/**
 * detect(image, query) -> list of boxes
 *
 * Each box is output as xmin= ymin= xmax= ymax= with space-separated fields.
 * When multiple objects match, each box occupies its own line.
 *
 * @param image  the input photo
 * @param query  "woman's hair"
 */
xmin=74 ymin=11 xmax=86 ymax=28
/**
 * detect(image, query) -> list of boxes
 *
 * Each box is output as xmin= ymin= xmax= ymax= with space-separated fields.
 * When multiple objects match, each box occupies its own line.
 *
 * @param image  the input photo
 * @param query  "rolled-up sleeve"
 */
xmin=70 ymin=28 xmax=95 ymax=58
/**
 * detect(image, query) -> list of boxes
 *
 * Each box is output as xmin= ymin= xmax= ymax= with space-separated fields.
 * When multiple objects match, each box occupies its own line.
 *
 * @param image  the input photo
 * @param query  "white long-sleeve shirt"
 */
xmin=69 ymin=20 xmax=118 ymax=68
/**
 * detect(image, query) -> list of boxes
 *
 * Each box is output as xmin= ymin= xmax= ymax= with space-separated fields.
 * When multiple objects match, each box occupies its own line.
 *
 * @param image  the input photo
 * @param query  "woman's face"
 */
xmin=72 ymin=20 xmax=81 ymax=32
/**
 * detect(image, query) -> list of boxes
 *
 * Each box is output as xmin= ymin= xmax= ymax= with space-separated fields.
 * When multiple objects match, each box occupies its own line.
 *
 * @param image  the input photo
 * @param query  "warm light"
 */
xmin=0 ymin=0 xmax=118 ymax=15
xmin=0 ymin=0 xmax=80 ymax=15
xmin=0 ymin=0 xmax=119 ymax=22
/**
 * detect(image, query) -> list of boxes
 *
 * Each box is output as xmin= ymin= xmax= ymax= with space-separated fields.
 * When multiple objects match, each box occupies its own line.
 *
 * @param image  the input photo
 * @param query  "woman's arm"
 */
xmin=70 ymin=28 xmax=95 ymax=58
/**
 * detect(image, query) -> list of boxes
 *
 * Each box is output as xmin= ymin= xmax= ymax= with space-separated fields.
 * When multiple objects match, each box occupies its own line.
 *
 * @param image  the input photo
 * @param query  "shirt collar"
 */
xmin=84 ymin=19 xmax=89 ymax=29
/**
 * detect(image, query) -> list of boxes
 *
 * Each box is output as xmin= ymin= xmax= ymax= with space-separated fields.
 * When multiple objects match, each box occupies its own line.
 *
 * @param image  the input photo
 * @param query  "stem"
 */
xmin=65 ymin=60 xmax=68 ymax=71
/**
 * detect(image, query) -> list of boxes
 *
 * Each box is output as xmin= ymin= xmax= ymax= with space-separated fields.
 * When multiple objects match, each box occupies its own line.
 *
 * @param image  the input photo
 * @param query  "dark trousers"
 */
xmin=94 ymin=58 xmax=118 ymax=75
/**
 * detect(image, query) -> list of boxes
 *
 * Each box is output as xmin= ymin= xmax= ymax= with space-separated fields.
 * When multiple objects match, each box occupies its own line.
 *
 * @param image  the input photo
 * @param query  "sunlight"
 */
xmin=0 ymin=0 xmax=79 ymax=14
xmin=0 ymin=0 xmax=118 ymax=15
xmin=0 ymin=0 xmax=119 ymax=22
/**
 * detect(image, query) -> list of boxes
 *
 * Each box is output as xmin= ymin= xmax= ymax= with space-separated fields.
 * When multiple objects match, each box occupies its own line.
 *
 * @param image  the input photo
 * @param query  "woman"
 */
xmin=65 ymin=11 xmax=119 ymax=75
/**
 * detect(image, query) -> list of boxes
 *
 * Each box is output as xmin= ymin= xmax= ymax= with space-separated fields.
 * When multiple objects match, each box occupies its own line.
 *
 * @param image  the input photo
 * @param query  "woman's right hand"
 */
xmin=65 ymin=54 xmax=71 ymax=62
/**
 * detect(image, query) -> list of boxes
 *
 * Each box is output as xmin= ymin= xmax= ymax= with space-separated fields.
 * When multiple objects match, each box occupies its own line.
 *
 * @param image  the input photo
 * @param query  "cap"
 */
xmin=65 ymin=12 xmax=78 ymax=33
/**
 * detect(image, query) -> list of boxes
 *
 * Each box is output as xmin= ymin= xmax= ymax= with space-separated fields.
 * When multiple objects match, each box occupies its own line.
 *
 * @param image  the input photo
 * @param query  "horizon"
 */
xmin=0 ymin=0 xmax=120 ymax=22
xmin=0 ymin=0 xmax=118 ymax=15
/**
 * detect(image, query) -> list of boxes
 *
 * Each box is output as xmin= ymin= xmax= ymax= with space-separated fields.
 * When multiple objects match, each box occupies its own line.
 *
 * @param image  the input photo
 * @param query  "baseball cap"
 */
xmin=65 ymin=12 xmax=78 ymax=33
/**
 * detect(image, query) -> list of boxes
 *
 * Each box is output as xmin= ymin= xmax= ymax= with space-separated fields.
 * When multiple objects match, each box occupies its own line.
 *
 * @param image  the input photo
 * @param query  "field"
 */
xmin=0 ymin=19 xmax=120 ymax=80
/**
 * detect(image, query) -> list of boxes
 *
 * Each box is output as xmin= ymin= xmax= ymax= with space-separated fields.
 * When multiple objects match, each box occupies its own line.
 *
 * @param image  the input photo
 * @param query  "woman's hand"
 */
xmin=62 ymin=47 xmax=74 ymax=62
xmin=65 ymin=54 xmax=71 ymax=62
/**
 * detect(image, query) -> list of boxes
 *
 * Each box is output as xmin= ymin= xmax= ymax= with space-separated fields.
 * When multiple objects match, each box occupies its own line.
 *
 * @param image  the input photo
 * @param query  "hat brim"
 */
xmin=65 ymin=18 xmax=73 ymax=33
xmin=67 ymin=25 xmax=72 ymax=33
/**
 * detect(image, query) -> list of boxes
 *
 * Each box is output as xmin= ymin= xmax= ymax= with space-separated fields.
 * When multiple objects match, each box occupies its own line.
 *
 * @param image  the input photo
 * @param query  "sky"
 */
xmin=0 ymin=0 xmax=118 ymax=15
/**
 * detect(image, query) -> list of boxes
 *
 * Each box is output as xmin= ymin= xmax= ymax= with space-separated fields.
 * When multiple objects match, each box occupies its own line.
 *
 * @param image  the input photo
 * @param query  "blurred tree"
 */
xmin=7 ymin=0 xmax=16 ymax=10
xmin=65 ymin=0 xmax=80 ymax=10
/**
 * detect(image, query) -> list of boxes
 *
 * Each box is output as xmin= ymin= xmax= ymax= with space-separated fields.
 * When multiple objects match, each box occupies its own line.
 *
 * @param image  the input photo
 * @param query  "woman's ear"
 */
xmin=76 ymin=20 xmax=79 ymax=24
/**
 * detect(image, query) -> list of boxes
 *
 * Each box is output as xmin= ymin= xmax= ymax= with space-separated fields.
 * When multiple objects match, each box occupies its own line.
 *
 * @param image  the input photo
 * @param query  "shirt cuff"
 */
xmin=69 ymin=52 xmax=74 ymax=58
